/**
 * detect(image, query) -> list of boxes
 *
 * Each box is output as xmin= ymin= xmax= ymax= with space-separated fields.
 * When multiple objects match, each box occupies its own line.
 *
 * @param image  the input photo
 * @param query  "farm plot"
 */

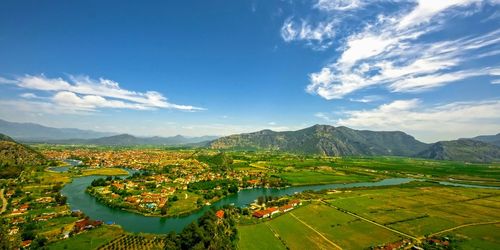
xmin=238 ymin=223 xmax=286 ymax=250
xmin=326 ymin=186 xmax=500 ymax=237
xmin=98 ymin=234 xmax=165 ymax=250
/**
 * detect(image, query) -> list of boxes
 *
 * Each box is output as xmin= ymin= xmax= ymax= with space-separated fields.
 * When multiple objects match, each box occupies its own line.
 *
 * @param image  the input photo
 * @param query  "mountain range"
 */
xmin=41 ymin=134 xmax=219 ymax=146
xmin=0 ymin=119 xmax=116 ymax=140
xmin=0 ymin=118 xmax=498 ymax=162
xmin=210 ymin=125 xmax=500 ymax=162
xmin=467 ymin=133 xmax=500 ymax=147
xmin=0 ymin=119 xmax=218 ymax=145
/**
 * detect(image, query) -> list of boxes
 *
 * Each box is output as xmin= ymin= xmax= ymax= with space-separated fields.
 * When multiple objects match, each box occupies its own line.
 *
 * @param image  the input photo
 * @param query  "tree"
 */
xmin=160 ymin=205 xmax=168 ymax=216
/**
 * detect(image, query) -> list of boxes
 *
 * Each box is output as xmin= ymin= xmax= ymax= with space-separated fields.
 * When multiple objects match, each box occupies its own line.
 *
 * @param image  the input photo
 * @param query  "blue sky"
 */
xmin=0 ymin=0 xmax=499 ymax=142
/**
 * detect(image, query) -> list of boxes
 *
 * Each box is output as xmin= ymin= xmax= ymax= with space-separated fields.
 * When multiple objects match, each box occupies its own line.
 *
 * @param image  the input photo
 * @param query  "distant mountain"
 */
xmin=417 ymin=139 xmax=500 ymax=162
xmin=0 ymin=133 xmax=46 ymax=178
xmin=467 ymin=133 xmax=500 ymax=147
xmin=210 ymin=125 xmax=429 ymax=157
xmin=0 ymin=119 xmax=116 ymax=141
xmin=43 ymin=134 xmax=219 ymax=146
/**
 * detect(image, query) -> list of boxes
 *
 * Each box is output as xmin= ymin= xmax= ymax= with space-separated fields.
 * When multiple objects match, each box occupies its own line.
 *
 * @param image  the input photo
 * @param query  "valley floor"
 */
xmin=238 ymin=182 xmax=500 ymax=250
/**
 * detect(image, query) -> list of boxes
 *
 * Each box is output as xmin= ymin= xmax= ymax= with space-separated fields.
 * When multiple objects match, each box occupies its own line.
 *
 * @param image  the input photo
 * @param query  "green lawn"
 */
xmin=238 ymin=223 xmax=286 ymax=250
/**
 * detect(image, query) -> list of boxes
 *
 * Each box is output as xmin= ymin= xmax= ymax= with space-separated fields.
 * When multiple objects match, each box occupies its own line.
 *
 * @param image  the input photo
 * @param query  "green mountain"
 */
xmin=210 ymin=125 xmax=429 ymax=157
xmin=468 ymin=133 xmax=500 ymax=147
xmin=0 ymin=133 xmax=46 ymax=178
xmin=417 ymin=139 xmax=500 ymax=162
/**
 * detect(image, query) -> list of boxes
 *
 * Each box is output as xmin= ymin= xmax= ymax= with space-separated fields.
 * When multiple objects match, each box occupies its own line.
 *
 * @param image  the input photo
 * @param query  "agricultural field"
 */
xmin=238 ymin=182 xmax=500 ymax=250
xmin=277 ymin=169 xmax=375 ymax=186
xmin=80 ymin=168 xmax=129 ymax=176
xmin=325 ymin=184 xmax=500 ymax=237
xmin=47 ymin=225 xmax=124 ymax=250
xmin=97 ymin=234 xmax=166 ymax=250
xmin=238 ymin=223 xmax=286 ymax=250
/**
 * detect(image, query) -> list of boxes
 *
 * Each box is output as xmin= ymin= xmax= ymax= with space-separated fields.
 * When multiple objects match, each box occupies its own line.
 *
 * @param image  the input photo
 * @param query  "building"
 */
xmin=279 ymin=204 xmax=294 ymax=213
xmin=215 ymin=210 xmax=225 ymax=219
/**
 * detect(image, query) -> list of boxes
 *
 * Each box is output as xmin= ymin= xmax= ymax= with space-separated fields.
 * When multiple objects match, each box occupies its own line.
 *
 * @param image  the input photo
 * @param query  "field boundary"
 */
xmin=264 ymin=222 xmax=289 ymax=249
xmin=321 ymin=201 xmax=419 ymax=241
xmin=429 ymin=221 xmax=500 ymax=237
xmin=289 ymin=212 xmax=343 ymax=250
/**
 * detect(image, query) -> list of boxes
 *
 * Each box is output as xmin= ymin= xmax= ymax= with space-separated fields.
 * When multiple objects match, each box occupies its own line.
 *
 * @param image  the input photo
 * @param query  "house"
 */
xmin=19 ymin=204 xmax=30 ymax=212
xmin=21 ymin=240 xmax=32 ymax=248
xmin=125 ymin=196 xmax=139 ymax=203
xmin=215 ymin=210 xmax=225 ymax=219
xmin=36 ymin=197 xmax=55 ymax=203
xmin=289 ymin=200 xmax=302 ymax=207
xmin=268 ymin=207 xmax=280 ymax=216
xmin=252 ymin=207 xmax=280 ymax=218
xmin=279 ymin=204 xmax=294 ymax=213
xmin=252 ymin=210 xmax=270 ymax=218
xmin=112 ymin=183 xmax=125 ymax=190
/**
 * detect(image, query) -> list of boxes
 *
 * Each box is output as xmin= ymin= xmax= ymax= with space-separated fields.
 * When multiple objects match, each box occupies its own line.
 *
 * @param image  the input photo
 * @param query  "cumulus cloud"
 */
xmin=317 ymin=99 xmax=500 ymax=142
xmin=2 ymin=74 xmax=203 ymax=114
xmin=289 ymin=0 xmax=500 ymax=99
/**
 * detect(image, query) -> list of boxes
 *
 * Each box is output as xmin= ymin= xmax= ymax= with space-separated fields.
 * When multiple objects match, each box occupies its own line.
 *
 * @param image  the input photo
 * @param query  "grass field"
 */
xmin=166 ymin=191 xmax=201 ymax=215
xmin=238 ymin=183 xmax=500 ymax=250
xmin=438 ymin=223 xmax=500 ymax=249
xmin=80 ymin=168 xmax=129 ymax=176
xmin=326 ymin=185 xmax=500 ymax=237
xmin=239 ymin=203 xmax=403 ymax=250
xmin=278 ymin=169 xmax=375 ymax=185
xmin=47 ymin=225 xmax=124 ymax=250
xmin=238 ymin=223 xmax=286 ymax=250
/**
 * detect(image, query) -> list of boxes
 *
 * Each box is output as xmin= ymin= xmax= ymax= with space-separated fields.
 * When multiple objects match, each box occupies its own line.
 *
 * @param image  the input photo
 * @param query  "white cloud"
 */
xmin=314 ymin=0 xmax=363 ymax=11
xmin=349 ymin=95 xmax=383 ymax=103
xmin=20 ymin=93 xmax=38 ymax=99
xmin=323 ymin=99 xmax=500 ymax=142
xmin=397 ymin=0 xmax=481 ymax=30
xmin=281 ymin=18 xmax=336 ymax=50
xmin=3 ymin=74 xmax=203 ymax=114
xmin=304 ymin=1 xmax=500 ymax=99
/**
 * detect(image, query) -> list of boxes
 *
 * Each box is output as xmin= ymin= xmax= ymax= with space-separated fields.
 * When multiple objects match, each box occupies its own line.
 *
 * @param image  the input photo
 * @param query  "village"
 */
xmin=0 ymin=170 xmax=111 ymax=249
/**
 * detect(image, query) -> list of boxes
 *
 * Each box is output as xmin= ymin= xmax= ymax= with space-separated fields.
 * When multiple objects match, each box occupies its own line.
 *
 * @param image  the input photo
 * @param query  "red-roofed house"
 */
xmin=279 ymin=204 xmax=294 ymax=213
xmin=215 ymin=210 xmax=224 ymax=219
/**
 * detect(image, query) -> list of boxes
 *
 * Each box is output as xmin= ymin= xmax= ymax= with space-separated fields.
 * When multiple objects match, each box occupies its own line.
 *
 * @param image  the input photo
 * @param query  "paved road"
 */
xmin=289 ymin=212 xmax=344 ymax=250
xmin=0 ymin=188 xmax=7 ymax=214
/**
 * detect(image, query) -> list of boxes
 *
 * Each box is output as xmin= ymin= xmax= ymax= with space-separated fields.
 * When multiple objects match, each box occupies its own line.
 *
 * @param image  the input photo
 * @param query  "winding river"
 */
xmin=61 ymin=175 xmax=415 ymax=234
xmin=60 ymin=172 xmax=499 ymax=234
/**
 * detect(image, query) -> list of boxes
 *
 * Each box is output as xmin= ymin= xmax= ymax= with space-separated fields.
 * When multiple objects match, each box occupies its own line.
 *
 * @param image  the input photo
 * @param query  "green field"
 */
xmin=238 ymin=223 xmax=286 ymax=250
xmin=238 ymin=183 xmax=500 ymax=250
xmin=278 ymin=169 xmax=375 ymax=185
xmin=47 ymin=225 xmax=124 ymax=250
xmin=326 ymin=185 xmax=500 ymax=237
xmin=438 ymin=223 xmax=500 ymax=249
